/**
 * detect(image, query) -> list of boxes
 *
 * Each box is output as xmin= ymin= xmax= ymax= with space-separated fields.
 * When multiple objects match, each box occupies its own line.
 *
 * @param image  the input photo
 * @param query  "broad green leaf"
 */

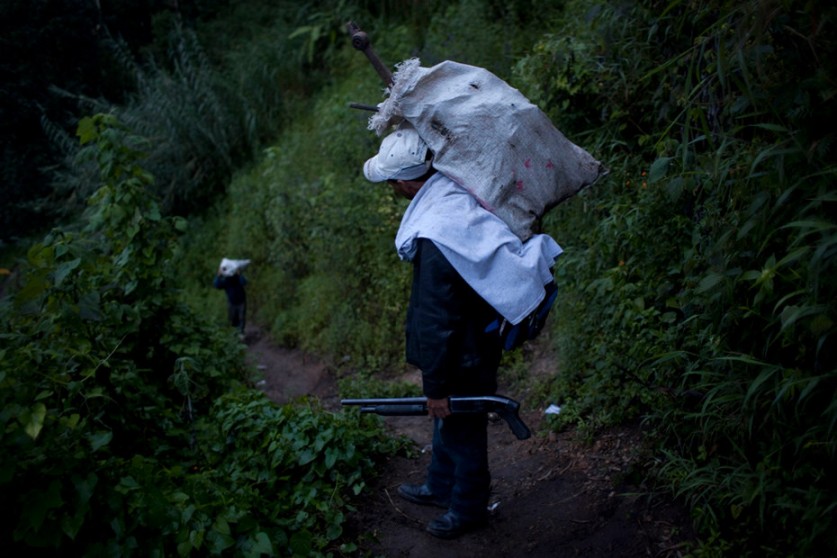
xmin=62 ymin=413 xmax=81 ymax=429
xmin=648 ymin=157 xmax=672 ymax=184
xmin=207 ymin=531 xmax=236 ymax=554
xmin=696 ymin=273 xmax=724 ymax=293
xmin=665 ymin=176 xmax=684 ymax=201
xmin=189 ymin=529 xmax=205 ymax=550
xmin=76 ymin=116 xmax=98 ymax=144
xmin=174 ymin=216 xmax=188 ymax=232
xmin=14 ymin=274 xmax=49 ymax=309
xmin=298 ymin=449 xmax=316 ymax=465
xmin=27 ymin=243 xmax=53 ymax=266
xmin=325 ymin=447 xmax=337 ymax=469
xmin=252 ymin=531 xmax=274 ymax=555
xmin=74 ymin=472 xmax=98 ymax=505
xmin=118 ymin=476 xmax=141 ymax=492
xmin=212 ymin=515 xmax=231 ymax=536
xmin=53 ymin=258 xmax=81 ymax=286
xmin=23 ymin=402 xmax=47 ymax=440
xmin=61 ymin=508 xmax=86 ymax=540
xmin=170 ymin=491 xmax=190 ymax=503
xmin=181 ymin=504 xmax=196 ymax=523
xmin=87 ymin=430 xmax=113 ymax=452
xmin=78 ymin=291 xmax=102 ymax=321
xmin=740 ymin=270 xmax=761 ymax=282
xmin=124 ymin=279 xmax=138 ymax=295
xmin=326 ymin=520 xmax=343 ymax=541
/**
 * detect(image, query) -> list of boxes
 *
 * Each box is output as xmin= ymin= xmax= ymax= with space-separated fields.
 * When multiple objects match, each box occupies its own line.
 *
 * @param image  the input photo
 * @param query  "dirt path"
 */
xmin=245 ymin=324 xmax=693 ymax=557
xmin=245 ymin=326 xmax=338 ymax=405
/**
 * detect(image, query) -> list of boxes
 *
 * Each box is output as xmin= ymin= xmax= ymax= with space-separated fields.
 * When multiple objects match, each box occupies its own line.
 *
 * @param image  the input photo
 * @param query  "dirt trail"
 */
xmin=245 ymin=327 xmax=337 ymax=405
xmin=245 ymin=325 xmax=693 ymax=557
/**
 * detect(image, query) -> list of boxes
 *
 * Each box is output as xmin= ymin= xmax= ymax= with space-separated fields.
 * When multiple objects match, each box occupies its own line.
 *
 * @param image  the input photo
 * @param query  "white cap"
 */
xmin=363 ymin=122 xmax=431 ymax=182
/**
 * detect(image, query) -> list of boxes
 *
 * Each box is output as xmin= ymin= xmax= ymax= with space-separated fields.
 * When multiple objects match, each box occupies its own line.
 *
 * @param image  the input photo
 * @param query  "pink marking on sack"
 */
xmin=524 ymin=158 xmax=532 ymax=169
xmin=546 ymin=160 xmax=555 ymax=169
xmin=516 ymin=179 xmax=524 ymax=190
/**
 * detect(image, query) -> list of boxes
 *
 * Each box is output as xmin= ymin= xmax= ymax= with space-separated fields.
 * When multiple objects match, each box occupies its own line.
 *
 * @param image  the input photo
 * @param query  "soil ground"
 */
xmin=244 ymin=325 xmax=695 ymax=557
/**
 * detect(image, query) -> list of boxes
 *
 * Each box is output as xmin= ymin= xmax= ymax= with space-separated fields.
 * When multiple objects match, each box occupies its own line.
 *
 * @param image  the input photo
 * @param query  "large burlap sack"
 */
xmin=369 ymin=58 xmax=606 ymax=241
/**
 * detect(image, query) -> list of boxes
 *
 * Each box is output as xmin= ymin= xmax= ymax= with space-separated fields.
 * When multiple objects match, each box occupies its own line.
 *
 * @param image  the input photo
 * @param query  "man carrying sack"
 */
xmin=349 ymin=23 xmax=604 ymax=533
xmin=213 ymin=258 xmax=250 ymax=337
xmin=363 ymin=121 xmax=562 ymax=539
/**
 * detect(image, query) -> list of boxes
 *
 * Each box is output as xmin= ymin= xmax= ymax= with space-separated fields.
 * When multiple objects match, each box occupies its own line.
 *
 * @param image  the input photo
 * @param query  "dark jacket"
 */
xmin=406 ymin=238 xmax=502 ymax=399
xmin=213 ymin=274 xmax=247 ymax=305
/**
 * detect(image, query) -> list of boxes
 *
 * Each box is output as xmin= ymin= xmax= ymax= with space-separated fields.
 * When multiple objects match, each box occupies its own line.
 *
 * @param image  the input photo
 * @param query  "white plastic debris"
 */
xmin=544 ymin=404 xmax=562 ymax=415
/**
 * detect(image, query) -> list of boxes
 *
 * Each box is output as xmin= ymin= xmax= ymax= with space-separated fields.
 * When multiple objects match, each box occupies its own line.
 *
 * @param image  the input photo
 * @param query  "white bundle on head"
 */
xmin=219 ymin=258 xmax=251 ymax=277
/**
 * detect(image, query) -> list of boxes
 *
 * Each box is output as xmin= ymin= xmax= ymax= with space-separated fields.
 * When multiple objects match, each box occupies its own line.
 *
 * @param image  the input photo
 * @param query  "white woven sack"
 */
xmin=369 ymin=58 xmax=606 ymax=241
xmin=219 ymin=258 xmax=251 ymax=277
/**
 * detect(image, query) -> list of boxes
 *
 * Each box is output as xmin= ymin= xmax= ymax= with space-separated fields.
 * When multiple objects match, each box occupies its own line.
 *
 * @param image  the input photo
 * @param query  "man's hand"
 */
xmin=426 ymin=397 xmax=451 ymax=419
xmin=388 ymin=179 xmax=423 ymax=200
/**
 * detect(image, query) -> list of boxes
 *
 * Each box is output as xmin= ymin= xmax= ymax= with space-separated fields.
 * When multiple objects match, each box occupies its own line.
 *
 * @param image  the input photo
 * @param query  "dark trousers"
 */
xmin=228 ymin=302 xmax=246 ymax=333
xmin=426 ymin=413 xmax=490 ymax=521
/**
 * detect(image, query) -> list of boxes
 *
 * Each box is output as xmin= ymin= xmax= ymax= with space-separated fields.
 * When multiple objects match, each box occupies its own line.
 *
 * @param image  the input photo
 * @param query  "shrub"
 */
xmin=0 ymin=114 xmax=404 ymax=556
xmin=516 ymin=1 xmax=836 ymax=554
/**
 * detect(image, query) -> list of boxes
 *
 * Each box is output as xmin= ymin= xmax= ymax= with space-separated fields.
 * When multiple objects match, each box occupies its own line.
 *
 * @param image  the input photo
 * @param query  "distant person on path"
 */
xmin=363 ymin=122 xmax=561 ymax=539
xmin=213 ymin=265 xmax=247 ymax=336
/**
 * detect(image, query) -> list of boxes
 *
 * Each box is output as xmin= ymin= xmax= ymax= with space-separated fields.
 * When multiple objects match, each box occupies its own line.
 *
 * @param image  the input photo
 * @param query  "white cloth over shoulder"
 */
xmin=395 ymin=174 xmax=562 ymax=325
xmin=219 ymin=258 xmax=251 ymax=277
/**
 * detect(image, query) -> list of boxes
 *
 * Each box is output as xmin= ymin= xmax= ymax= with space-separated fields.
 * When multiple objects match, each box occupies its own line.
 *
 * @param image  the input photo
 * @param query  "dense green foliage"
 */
xmin=513 ymin=1 xmax=836 ymax=555
xmin=44 ymin=5 xmax=316 ymax=229
xmin=0 ymin=114 xmax=404 ymax=555
xmin=2 ymin=0 xmax=836 ymax=556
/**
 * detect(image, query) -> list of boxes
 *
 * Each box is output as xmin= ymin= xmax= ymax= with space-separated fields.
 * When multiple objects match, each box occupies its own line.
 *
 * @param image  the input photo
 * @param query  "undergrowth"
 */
xmin=0 ymin=115 xmax=405 ymax=556
xmin=3 ymin=0 xmax=835 ymax=555
xmin=515 ymin=1 xmax=836 ymax=555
